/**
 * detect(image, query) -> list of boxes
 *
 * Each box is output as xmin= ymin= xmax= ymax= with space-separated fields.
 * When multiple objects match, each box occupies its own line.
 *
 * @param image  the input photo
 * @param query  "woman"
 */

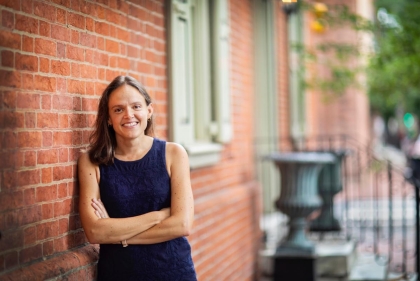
xmin=78 ymin=75 xmax=197 ymax=280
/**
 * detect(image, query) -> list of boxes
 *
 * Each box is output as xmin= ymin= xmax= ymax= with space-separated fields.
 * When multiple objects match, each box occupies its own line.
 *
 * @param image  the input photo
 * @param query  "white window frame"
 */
xmin=168 ymin=0 xmax=232 ymax=169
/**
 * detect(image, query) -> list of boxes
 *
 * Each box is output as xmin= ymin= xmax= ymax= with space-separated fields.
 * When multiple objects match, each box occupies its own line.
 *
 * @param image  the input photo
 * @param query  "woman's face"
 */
xmin=107 ymin=84 xmax=153 ymax=142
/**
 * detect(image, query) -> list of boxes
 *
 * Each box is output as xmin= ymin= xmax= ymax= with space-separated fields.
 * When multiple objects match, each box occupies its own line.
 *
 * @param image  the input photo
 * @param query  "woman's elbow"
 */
xmin=179 ymin=220 xmax=193 ymax=236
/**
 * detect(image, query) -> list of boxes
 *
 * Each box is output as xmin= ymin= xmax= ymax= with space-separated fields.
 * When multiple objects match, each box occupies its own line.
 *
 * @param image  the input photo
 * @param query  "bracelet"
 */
xmin=121 ymin=239 xmax=128 ymax=247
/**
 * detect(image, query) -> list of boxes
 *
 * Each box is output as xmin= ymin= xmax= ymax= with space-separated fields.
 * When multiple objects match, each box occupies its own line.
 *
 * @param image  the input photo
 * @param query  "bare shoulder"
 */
xmin=78 ymin=151 xmax=94 ymax=167
xmin=166 ymin=142 xmax=188 ymax=158
xmin=165 ymin=142 xmax=189 ymax=173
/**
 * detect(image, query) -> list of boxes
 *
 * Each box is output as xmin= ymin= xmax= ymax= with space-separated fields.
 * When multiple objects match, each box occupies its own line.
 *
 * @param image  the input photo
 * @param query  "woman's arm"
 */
xmin=126 ymin=142 xmax=195 ymax=244
xmin=78 ymin=152 xmax=170 ymax=244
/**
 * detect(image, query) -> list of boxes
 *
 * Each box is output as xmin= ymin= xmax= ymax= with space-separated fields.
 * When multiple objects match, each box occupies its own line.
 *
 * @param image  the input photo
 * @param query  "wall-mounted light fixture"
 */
xmin=281 ymin=0 xmax=299 ymax=16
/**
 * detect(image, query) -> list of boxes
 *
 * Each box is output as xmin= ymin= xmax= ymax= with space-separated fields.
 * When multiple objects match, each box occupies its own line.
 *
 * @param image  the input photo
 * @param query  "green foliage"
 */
xmin=296 ymin=1 xmax=372 ymax=99
xmin=367 ymin=0 xmax=420 ymax=119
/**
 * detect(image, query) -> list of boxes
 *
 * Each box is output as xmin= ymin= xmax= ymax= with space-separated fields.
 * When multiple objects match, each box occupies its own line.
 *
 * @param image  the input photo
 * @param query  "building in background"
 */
xmin=0 ymin=0 xmax=372 ymax=280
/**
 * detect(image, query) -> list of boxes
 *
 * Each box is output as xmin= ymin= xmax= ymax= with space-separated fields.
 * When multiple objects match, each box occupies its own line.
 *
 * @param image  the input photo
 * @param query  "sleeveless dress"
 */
xmin=97 ymin=138 xmax=197 ymax=281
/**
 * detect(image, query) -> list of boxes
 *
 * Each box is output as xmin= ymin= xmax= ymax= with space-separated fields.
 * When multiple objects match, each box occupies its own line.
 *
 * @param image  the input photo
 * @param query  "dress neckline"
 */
xmin=113 ymin=138 xmax=155 ymax=163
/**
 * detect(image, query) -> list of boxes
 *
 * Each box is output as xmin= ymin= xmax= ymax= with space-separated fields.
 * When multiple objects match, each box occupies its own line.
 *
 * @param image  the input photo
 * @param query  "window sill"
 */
xmin=184 ymin=142 xmax=223 ymax=169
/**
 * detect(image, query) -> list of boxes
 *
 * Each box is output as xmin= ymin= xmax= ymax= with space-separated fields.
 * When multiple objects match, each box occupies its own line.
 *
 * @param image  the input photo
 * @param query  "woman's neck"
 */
xmin=114 ymin=135 xmax=153 ymax=161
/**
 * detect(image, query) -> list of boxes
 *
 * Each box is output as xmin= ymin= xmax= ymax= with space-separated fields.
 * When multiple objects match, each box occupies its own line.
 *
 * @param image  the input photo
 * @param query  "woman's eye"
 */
xmin=134 ymin=105 xmax=142 ymax=110
xmin=114 ymin=108 xmax=122 ymax=113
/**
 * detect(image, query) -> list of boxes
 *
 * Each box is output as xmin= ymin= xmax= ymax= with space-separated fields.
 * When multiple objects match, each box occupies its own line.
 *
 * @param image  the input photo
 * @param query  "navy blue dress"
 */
xmin=97 ymin=138 xmax=197 ymax=281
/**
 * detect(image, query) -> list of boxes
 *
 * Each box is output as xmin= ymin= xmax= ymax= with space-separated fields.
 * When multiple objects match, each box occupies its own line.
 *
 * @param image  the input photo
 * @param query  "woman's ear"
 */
xmin=147 ymin=103 xmax=154 ymax=119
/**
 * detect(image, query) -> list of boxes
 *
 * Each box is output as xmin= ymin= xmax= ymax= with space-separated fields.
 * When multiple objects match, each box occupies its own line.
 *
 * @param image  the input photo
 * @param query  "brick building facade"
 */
xmin=0 ymin=0 xmax=371 ymax=280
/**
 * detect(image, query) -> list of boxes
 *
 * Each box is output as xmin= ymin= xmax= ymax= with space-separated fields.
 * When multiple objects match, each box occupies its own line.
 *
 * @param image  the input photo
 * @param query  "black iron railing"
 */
xmin=255 ymin=134 xmax=419 ymax=280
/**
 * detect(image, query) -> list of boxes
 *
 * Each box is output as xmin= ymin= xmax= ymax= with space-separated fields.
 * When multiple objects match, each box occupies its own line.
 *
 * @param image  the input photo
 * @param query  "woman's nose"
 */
xmin=124 ymin=108 xmax=134 ymax=118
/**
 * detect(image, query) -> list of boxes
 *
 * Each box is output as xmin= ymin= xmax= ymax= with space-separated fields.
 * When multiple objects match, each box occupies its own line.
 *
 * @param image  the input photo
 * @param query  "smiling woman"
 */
xmin=77 ymin=76 xmax=197 ymax=281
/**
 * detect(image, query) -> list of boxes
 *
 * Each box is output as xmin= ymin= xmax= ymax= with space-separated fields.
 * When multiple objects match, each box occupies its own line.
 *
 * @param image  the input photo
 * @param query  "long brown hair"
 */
xmin=88 ymin=75 xmax=155 ymax=165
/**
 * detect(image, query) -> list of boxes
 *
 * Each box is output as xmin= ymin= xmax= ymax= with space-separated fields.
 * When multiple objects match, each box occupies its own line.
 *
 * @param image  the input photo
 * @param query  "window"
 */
xmin=168 ymin=0 xmax=232 ymax=168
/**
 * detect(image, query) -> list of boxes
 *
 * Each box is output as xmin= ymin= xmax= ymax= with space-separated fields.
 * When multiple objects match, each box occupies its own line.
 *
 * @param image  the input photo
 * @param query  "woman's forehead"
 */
xmin=108 ymin=84 xmax=146 ymax=103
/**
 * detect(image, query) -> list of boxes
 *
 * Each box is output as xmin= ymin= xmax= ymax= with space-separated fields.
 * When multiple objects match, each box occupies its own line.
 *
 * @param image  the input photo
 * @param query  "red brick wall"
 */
xmin=0 ymin=0 xmax=260 ymax=280
xmin=304 ymin=0 xmax=371 ymax=146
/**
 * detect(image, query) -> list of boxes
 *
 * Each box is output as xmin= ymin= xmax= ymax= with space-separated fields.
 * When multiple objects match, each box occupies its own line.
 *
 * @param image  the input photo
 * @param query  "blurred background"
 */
xmin=1 ymin=0 xmax=420 ymax=280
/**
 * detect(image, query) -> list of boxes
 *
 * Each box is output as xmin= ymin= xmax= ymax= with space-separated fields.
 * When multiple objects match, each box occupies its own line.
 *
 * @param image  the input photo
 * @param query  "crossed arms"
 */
xmin=78 ymin=142 xmax=194 ymax=245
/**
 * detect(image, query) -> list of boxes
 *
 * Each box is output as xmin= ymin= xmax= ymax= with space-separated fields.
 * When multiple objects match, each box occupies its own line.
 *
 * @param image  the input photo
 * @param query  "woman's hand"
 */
xmin=92 ymin=198 xmax=110 ymax=219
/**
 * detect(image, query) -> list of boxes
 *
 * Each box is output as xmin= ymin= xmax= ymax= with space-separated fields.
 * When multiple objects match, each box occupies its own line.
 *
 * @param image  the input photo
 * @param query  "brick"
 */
xmin=1 ymin=50 xmax=14 ymax=67
xmin=80 ymin=33 xmax=96 ymax=48
xmin=0 ymin=111 xmax=24 ymax=129
xmin=41 ymin=202 xmax=54 ymax=219
xmin=57 ymin=77 xmax=66 ymax=93
xmin=1 ymin=131 xmax=17 ymax=149
xmin=37 ymin=112 xmax=58 ymax=128
xmin=21 ymin=205 xmax=42 ymax=226
xmin=53 ymin=165 xmax=72 ymax=181
xmin=0 ymin=30 xmax=21 ymax=49
xmin=39 ymin=57 xmax=49 ymax=73
xmin=15 ymin=53 xmax=38 ymax=72
xmin=15 ymin=14 xmax=38 ymax=34
xmin=97 ymin=36 xmax=105 ymax=50
xmin=94 ymin=51 xmax=108 ymax=66
xmin=42 ymin=131 xmax=53 ymax=147
xmin=54 ymin=198 xmax=72 ymax=217
xmin=70 ymin=62 xmax=80 ymax=77
xmin=35 ymin=38 xmax=56 ymax=56
xmin=67 ymin=79 xmax=85 ymax=94
xmin=51 ymin=59 xmax=70 ymax=76
xmin=58 ymin=114 xmax=69 ymax=128
xmin=0 ymin=0 xmax=21 ymax=10
xmin=41 ymin=167 xmax=53 ymax=184
xmin=21 ymin=0 xmax=33 ymax=13
xmin=59 ymin=147 xmax=69 ymax=162
xmin=18 ymin=131 xmax=42 ymax=148
xmin=41 ymin=94 xmax=51 ymax=110
xmin=34 ymin=75 xmax=56 ymax=92
xmin=81 ymin=97 xmax=97 ymax=111
xmin=24 ymin=151 xmax=37 ymax=167
xmin=51 ymin=24 xmax=71 ymax=42
xmin=39 ymin=20 xmax=51 ymax=37
xmin=57 ymin=42 xmax=66 ymax=59
xmin=22 ymin=35 xmax=34 ymax=53
xmin=24 ymin=226 xmax=37 ymax=246
xmin=72 ymin=130 xmax=82 ymax=145
xmin=67 ymin=11 xmax=85 ymax=29
xmin=95 ymin=21 xmax=109 ymax=36
xmin=0 ymin=70 xmax=21 ymax=88
xmin=57 ymin=8 xmax=66 ymax=25
xmin=23 ymin=188 xmax=36 ymax=205
xmin=1 ymin=90 xmax=16 ymax=108
xmin=43 ymin=240 xmax=54 ymax=256
xmin=36 ymin=184 xmax=57 ymax=202
xmin=105 ymin=39 xmax=119 ymax=53
xmin=84 ymin=49 xmax=94 ymax=64
xmin=4 ymin=251 xmax=18 ymax=270
xmin=109 ymin=56 xmax=117 ymax=68
xmin=66 ymin=45 xmax=84 ymax=61
xmin=53 ymin=236 xmax=68 ymax=252
xmin=57 ymin=182 xmax=68 ymax=199
xmin=17 ymin=92 xmax=40 ymax=109
xmin=95 ymin=4 xmax=105 ymax=19
xmin=85 ymin=17 xmax=94 ymax=32
xmin=52 ymin=95 xmax=72 ymax=110
xmin=73 ymin=96 xmax=81 ymax=111
xmin=2 ymin=10 xmax=14 ymax=29
xmin=0 ymin=190 xmax=23 ymax=212
xmin=17 ymin=169 xmax=40 ymax=187
xmin=34 ymin=1 xmax=56 ymax=22
xmin=116 ymin=27 xmax=129 ymax=42
xmin=80 ymin=64 xmax=96 ymax=79
xmin=20 ymin=244 xmax=42 ymax=264
xmin=38 ymin=149 xmax=58 ymax=165
xmin=50 ymin=0 xmax=71 ymax=8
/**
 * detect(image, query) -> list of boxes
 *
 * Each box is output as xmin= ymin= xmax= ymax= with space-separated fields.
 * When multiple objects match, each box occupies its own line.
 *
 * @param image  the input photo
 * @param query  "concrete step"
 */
xmin=349 ymin=254 xmax=388 ymax=281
